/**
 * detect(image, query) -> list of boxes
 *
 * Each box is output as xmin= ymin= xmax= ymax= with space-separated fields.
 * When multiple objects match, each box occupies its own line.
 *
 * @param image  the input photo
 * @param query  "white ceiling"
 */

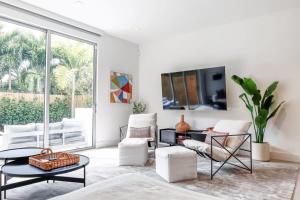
xmin=20 ymin=0 xmax=300 ymax=44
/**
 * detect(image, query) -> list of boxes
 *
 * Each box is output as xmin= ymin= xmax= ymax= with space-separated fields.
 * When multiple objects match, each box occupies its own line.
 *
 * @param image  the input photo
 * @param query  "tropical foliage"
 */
xmin=232 ymin=75 xmax=284 ymax=143
xmin=0 ymin=97 xmax=71 ymax=130
xmin=0 ymin=22 xmax=93 ymax=130
xmin=0 ymin=24 xmax=93 ymax=95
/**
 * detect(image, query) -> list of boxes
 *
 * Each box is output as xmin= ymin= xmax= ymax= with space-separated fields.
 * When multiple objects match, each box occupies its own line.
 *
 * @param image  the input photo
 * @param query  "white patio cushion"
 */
xmin=213 ymin=120 xmax=251 ymax=149
xmin=183 ymin=139 xmax=231 ymax=161
xmin=126 ymin=113 xmax=157 ymax=140
xmin=62 ymin=118 xmax=82 ymax=128
xmin=4 ymin=123 xmax=36 ymax=134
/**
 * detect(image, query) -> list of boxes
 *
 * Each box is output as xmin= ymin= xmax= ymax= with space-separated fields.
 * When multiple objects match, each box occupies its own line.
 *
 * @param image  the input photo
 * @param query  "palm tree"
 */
xmin=0 ymin=30 xmax=34 ymax=92
xmin=52 ymin=42 xmax=92 ymax=117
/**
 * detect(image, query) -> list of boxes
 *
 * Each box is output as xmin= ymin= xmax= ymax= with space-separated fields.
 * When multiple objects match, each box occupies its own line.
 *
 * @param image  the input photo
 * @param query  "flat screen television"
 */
xmin=161 ymin=66 xmax=227 ymax=110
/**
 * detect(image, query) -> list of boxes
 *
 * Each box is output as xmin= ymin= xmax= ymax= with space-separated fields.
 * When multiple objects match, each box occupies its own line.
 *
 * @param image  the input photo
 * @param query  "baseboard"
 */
xmin=271 ymin=151 xmax=300 ymax=163
xmin=96 ymin=139 xmax=119 ymax=148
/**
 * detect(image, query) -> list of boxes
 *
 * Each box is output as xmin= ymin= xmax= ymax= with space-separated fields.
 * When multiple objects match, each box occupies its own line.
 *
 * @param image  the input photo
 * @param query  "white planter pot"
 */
xmin=252 ymin=142 xmax=270 ymax=161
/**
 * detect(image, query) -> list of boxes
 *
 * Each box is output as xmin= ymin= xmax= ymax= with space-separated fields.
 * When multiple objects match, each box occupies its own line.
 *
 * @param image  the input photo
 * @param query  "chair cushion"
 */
xmin=126 ymin=113 xmax=157 ymax=140
xmin=63 ymin=118 xmax=82 ymax=128
xmin=183 ymin=139 xmax=231 ymax=161
xmin=119 ymin=138 xmax=148 ymax=146
xmin=128 ymin=127 xmax=150 ymax=138
xmin=4 ymin=123 xmax=36 ymax=134
xmin=213 ymin=120 xmax=251 ymax=149
xmin=49 ymin=122 xmax=63 ymax=130
xmin=204 ymin=131 xmax=229 ymax=148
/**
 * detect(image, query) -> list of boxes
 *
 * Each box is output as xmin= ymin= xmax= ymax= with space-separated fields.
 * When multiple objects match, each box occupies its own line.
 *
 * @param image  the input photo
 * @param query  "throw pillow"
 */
xmin=128 ymin=127 xmax=151 ymax=138
xmin=204 ymin=131 xmax=229 ymax=148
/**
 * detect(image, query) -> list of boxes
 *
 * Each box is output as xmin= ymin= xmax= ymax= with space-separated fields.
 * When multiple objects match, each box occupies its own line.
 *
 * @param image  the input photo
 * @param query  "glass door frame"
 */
xmin=45 ymin=30 xmax=97 ymax=151
xmin=0 ymin=16 xmax=97 ymax=151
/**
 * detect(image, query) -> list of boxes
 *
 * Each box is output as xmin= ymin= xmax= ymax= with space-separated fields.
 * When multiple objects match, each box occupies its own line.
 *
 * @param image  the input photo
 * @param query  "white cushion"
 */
xmin=126 ymin=113 xmax=157 ymax=140
xmin=36 ymin=123 xmax=44 ymax=131
xmin=155 ymin=146 xmax=196 ymax=159
xmin=213 ymin=120 xmax=251 ymax=149
xmin=62 ymin=118 xmax=82 ymax=128
xmin=50 ymin=122 xmax=63 ymax=130
xmin=4 ymin=123 xmax=36 ymax=134
xmin=155 ymin=146 xmax=197 ymax=182
xmin=118 ymin=138 xmax=148 ymax=166
xmin=183 ymin=139 xmax=231 ymax=161
xmin=128 ymin=126 xmax=150 ymax=138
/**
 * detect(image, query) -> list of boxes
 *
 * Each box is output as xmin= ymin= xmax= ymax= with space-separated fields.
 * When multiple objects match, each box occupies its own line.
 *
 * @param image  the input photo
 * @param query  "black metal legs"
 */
xmin=0 ymin=159 xmax=7 ymax=200
xmin=84 ymin=166 xmax=86 ymax=187
xmin=0 ymin=167 xmax=86 ymax=199
xmin=209 ymin=133 xmax=253 ymax=180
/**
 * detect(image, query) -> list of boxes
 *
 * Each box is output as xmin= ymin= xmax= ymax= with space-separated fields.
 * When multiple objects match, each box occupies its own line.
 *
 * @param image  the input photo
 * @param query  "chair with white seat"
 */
xmin=183 ymin=120 xmax=252 ymax=179
xmin=119 ymin=113 xmax=157 ymax=149
xmin=118 ymin=113 xmax=157 ymax=166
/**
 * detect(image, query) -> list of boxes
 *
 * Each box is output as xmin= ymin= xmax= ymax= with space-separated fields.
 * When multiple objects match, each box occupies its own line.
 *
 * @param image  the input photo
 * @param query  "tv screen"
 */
xmin=161 ymin=66 xmax=227 ymax=110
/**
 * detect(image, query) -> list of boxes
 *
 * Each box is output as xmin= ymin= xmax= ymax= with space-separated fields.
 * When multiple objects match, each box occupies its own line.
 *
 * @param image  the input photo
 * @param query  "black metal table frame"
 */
xmin=0 ymin=163 xmax=86 ymax=200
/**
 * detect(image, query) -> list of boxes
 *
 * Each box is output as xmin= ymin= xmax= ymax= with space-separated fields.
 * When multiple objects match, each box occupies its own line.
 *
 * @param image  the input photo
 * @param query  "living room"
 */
xmin=0 ymin=0 xmax=299 ymax=199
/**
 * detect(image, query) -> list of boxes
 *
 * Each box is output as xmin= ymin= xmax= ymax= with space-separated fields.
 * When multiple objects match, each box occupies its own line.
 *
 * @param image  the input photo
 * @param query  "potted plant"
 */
xmin=132 ymin=101 xmax=147 ymax=114
xmin=232 ymin=75 xmax=284 ymax=161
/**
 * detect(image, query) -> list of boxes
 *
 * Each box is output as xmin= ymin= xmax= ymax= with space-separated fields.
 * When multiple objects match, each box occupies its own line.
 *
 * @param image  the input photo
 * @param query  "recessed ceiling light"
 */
xmin=134 ymin=27 xmax=141 ymax=31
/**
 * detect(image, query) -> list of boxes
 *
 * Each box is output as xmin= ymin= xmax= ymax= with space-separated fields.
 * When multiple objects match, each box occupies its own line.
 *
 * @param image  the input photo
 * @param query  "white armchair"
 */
xmin=183 ymin=120 xmax=252 ymax=179
xmin=120 ymin=113 xmax=157 ymax=148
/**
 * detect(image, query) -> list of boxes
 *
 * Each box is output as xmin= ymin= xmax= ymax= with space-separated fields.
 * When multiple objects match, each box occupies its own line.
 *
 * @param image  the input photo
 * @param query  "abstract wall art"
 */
xmin=110 ymin=71 xmax=132 ymax=103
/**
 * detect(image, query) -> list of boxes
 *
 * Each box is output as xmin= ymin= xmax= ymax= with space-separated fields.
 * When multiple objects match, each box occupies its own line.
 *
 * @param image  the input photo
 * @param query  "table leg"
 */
xmin=3 ymin=159 xmax=7 ymax=199
xmin=0 ymin=170 xmax=2 ymax=200
xmin=84 ymin=166 xmax=86 ymax=187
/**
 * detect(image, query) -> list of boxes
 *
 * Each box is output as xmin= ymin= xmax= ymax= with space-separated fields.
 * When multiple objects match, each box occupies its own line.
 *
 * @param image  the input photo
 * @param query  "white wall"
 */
xmin=97 ymin=35 xmax=139 ymax=147
xmin=139 ymin=7 xmax=300 ymax=162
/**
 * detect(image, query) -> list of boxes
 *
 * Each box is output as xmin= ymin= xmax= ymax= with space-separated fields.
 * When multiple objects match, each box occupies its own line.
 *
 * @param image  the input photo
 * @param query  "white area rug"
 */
xmin=49 ymin=173 xmax=220 ymax=200
xmin=5 ymin=147 xmax=300 ymax=200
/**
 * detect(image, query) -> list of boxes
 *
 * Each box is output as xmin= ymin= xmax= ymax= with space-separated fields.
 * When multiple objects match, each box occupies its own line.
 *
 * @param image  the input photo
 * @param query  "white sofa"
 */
xmin=0 ymin=118 xmax=85 ymax=150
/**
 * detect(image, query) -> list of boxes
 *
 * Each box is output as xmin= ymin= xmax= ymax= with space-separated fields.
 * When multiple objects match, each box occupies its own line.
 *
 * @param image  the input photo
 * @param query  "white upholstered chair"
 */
xmin=183 ymin=120 xmax=252 ymax=179
xmin=120 ymin=113 xmax=158 ymax=148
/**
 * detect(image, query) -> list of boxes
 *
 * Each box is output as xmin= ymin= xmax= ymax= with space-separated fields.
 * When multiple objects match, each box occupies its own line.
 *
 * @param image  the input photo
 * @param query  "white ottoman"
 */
xmin=155 ymin=146 xmax=197 ymax=183
xmin=118 ymin=138 xmax=148 ymax=166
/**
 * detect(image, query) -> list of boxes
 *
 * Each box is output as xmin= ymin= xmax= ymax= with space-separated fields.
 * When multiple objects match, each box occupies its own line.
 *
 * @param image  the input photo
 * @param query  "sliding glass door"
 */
xmin=0 ymin=18 xmax=96 ymax=151
xmin=0 ymin=20 xmax=46 ymax=150
xmin=49 ymin=34 xmax=95 ymax=150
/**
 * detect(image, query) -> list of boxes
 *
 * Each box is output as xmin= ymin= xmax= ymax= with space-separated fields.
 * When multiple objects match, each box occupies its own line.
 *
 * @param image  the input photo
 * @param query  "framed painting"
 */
xmin=110 ymin=71 xmax=132 ymax=103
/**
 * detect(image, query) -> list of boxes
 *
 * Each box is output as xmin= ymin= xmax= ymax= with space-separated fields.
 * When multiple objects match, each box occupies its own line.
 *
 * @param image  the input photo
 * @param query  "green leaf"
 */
xmin=255 ymin=109 xmax=268 ymax=129
xmin=242 ymin=78 xmax=257 ymax=95
xmin=262 ymin=95 xmax=274 ymax=110
xmin=239 ymin=93 xmax=253 ymax=112
xmin=232 ymin=75 xmax=244 ymax=86
xmin=264 ymin=81 xmax=279 ymax=97
xmin=267 ymin=101 xmax=285 ymax=121
xmin=252 ymin=90 xmax=261 ymax=106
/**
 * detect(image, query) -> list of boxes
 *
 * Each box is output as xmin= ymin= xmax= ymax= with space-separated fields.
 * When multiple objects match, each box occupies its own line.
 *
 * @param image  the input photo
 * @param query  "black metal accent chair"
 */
xmin=183 ymin=120 xmax=253 ymax=180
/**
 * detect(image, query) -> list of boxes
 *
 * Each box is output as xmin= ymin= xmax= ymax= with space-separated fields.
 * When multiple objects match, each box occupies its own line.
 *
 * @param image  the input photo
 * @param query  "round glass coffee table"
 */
xmin=0 ymin=148 xmax=89 ymax=200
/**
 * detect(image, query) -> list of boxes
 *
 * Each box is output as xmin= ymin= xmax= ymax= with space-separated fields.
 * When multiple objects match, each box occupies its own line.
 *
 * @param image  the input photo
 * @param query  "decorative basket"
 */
xmin=29 ymin=148 xmax=80 ymax=171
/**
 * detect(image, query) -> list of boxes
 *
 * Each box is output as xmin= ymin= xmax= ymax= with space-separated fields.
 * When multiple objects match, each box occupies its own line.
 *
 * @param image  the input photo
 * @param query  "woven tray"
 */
xmin=29 ymin=148 xmax=80 ymax=171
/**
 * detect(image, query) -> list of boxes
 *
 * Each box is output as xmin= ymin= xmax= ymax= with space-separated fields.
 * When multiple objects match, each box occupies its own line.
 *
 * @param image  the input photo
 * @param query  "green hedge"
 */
xmin=0 ymin=97 xmax=71 ymax=131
